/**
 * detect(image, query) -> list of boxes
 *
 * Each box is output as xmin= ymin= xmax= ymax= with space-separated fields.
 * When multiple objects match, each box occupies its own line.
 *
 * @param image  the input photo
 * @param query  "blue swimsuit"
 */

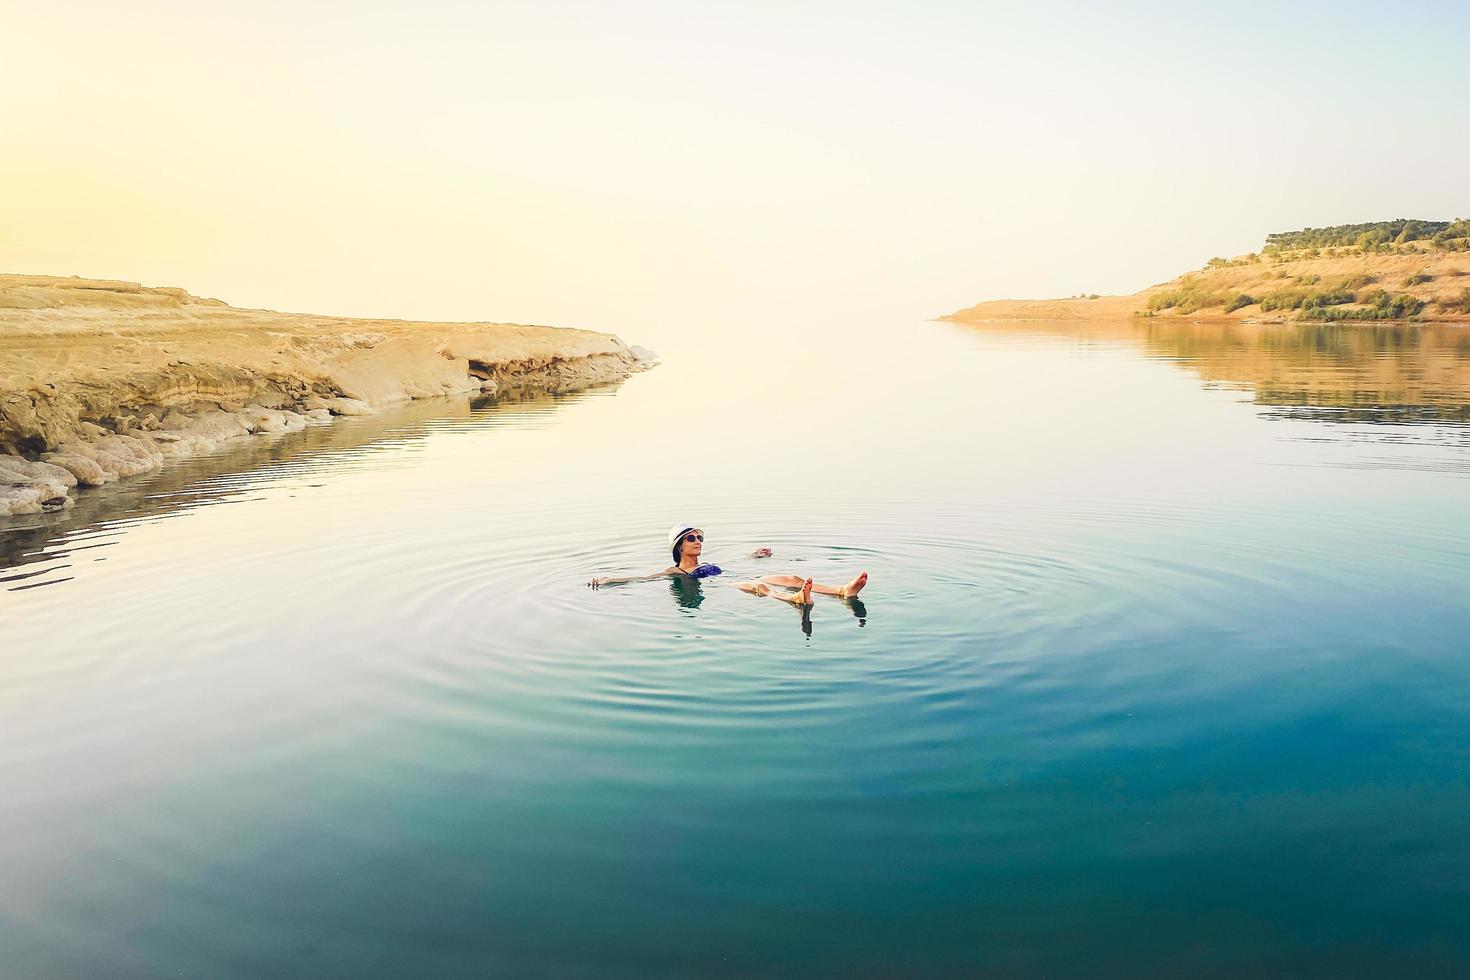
xmin=689 ymin=563 xmax=723 ymax=579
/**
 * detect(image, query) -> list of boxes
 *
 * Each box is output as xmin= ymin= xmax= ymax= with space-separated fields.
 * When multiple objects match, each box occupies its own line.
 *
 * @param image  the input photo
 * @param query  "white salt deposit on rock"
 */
xmin=0 ymin=456 xmax=78 ymax=516
xmin=241 ymin=406 xmax=310 ymax=435
xmin=40 ymin=435 xmax=163 ymax=486
xmin=327 ymin=397 xmax=375 ymax=416
xmin=91 ymin=435 xmax=164 ymax=477
xmin=150 ymin=410 xmax=253 ymax=456
xmin=42 ymin=451 xmax=110 ymax=486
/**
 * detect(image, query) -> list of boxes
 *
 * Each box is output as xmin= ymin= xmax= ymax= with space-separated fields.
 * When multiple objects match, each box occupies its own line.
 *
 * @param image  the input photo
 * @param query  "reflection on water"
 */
xmin=3 ymin=316 xmax=1470 ymax=976
xmin=1145 ymin=319 xmax=1470 ymax=425
xmin=666 ymin=572 xmax=864 ymax=638
xmin=0 ymin=384 xmax=626 ymax=590
xmin=970 ymin=317 xmax=1470 ymax=425
xmin=667 ymin=576 xmax=705 ymax=610
xmin=8 ymin=318 xmax=1469 ymax=589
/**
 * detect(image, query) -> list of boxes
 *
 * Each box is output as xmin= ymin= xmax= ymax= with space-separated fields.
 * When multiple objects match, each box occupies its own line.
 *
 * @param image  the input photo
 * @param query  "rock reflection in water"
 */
xmin=962 ymin=319 xmax=1470 ymax=425
xmin=0 ymin=383 xmax=626 ymax=586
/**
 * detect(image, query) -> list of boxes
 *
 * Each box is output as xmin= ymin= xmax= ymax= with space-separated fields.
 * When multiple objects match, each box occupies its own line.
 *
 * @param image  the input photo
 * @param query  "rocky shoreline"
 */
xmin=0 ymin=275 xmax=653 ymax=515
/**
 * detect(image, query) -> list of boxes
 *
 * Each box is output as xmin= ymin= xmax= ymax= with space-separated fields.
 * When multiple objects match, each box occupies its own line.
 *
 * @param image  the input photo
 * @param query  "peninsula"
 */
xmin=945 ymin=219 xmax=1470 ymax=324
xmin=0 ymin=275 xmax=651 ymax=515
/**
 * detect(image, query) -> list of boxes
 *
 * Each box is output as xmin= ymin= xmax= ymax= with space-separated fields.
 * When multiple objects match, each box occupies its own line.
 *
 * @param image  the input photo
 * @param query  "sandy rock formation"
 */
xmin=0 ymin=274 xmax=650 ymax=515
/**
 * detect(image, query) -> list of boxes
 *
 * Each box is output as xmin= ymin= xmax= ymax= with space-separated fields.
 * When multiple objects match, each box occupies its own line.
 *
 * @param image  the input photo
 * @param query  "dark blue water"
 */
xmin=3 ymin=317 xmax=1469 ymax=976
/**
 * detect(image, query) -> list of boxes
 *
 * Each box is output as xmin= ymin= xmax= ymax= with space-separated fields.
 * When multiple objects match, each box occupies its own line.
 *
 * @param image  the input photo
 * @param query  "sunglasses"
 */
xmin=684 ymin=533 xmax=704 ymax=543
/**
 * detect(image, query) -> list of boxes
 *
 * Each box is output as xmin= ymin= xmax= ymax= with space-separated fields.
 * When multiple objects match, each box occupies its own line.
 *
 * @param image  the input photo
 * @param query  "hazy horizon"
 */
xmin=5 ymin=0 xmax=1469 ymax=342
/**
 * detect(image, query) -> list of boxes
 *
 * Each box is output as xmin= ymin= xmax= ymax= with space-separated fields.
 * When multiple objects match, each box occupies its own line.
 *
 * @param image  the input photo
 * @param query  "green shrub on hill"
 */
xmin=1203 ymin=255 xmax=1258 ymax=270
xmin=1145 ymin=287 xmax=1259 ymax=315
xmin=1259 ymin=287 xmax=1356 ymax=312
xmin=1301 ymin=291 xmax=1424 ymax=321
xmin=1357 ymin=230 xmax=1390 ymax=252
xmin=1258 ymin=289 xmax=1306 ymax=311
xmin=1265 ymin=219 xmax=1453 ymax=251
xmin=1431 ymin=220 xmax=1470 ymax=248
xmin=1257 ymin=219 xmax=1470 ymax=258
xmin=1305 ymin=289 xmax=1355 ymax=309
xmin=1148 ymin=285 xmax=1230 ymax=315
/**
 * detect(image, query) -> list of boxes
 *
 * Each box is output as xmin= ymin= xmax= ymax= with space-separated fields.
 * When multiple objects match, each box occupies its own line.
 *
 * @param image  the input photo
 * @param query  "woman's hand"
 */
xmin=751 ymin=547 xmax=773 ymax=559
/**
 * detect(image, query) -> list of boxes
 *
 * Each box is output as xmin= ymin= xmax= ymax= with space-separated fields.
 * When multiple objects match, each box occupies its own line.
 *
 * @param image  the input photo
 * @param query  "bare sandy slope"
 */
xmin=944 ymin=247 xmax=1470 ymax=323
xmin=0 ymin=275 xmax=650 ymax=515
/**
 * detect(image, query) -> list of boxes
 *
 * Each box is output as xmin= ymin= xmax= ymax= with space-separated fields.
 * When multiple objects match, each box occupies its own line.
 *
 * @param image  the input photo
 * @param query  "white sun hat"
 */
xmin=667 ymin=523 xmax=699 ymax=549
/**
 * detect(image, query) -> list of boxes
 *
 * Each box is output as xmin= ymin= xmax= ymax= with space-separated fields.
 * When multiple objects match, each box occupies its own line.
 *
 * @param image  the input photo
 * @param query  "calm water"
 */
xmin=4 ymin=315 xmax=1470 ymax=976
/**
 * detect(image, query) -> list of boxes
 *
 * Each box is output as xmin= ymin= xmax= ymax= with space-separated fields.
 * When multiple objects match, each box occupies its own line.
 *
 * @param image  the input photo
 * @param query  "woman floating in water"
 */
xmin=587 ymin=523 xmax=868 ymax=606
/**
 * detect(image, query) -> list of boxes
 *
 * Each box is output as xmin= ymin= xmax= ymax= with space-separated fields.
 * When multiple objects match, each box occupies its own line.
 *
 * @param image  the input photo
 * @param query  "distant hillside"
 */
xmin=945 ymin=219 xmax=1470 ymax=324
xmin=1263 ymin=218 xmax=1470 ymax=252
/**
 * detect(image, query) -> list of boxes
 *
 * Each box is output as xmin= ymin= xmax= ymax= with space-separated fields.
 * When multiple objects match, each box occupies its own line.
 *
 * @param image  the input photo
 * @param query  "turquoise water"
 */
xmin=3 ymin=316 xmax=1470 ymax=976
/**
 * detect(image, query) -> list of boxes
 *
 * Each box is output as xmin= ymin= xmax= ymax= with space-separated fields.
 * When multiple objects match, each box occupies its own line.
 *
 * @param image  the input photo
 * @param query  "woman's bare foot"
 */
xmin=841 ymin=571 xmax=868 ymax=598
xmin=774 ymin=578 xmax=813 ymax=606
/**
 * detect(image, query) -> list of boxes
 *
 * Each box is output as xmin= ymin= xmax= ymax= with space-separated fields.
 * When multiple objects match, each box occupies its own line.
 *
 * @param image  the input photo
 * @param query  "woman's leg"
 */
xmin=739 ymin=578 xmax=814 ymax=605
xmin=758 ymin=571 xmax=868 ymax=598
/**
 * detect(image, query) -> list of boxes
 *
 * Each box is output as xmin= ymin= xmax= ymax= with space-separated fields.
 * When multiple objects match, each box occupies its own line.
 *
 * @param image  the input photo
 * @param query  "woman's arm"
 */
xmin=588 ymin=568 xmax=678 ymax=589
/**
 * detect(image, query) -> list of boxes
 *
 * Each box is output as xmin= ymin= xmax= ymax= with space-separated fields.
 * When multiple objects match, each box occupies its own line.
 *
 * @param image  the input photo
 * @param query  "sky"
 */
xmin=3 ymin=0 xmax=1468 ymax=344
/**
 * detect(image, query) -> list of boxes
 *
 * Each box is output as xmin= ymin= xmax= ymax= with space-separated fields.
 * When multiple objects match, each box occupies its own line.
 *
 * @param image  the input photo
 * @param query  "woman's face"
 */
xmin=682 ymin=529 xmax=704 ymax=561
